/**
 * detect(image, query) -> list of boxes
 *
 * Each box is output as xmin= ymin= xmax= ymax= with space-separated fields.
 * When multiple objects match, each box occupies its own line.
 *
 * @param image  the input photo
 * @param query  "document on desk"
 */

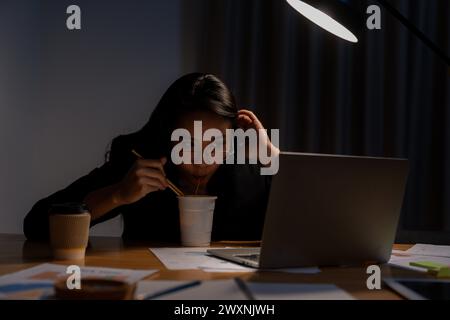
xmin=149 ymin=248 xmax=320 ymax=274
xmin=405 ymin=244 xmax=450 ymax=258
xmin=136 ymin=280 xmax=354 ymax=300
xmin=0 ymin=263 xmax=157 ymax=300
xmin=150 ymin=247 xmax=253 ymax=272
xmin=389 ymin=251 xmax=450 ymax=272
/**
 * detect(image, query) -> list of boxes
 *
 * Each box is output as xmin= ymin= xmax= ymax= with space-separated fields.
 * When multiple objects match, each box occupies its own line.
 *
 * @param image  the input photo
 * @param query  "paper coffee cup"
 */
xmin=49 ymin=203 xmax=91 ymax=261
xmin=178 ymin=196 xmax=217 ymax=247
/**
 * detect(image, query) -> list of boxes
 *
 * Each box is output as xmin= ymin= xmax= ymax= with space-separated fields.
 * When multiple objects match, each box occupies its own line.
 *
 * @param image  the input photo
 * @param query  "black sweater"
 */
xmin=23 ymin=134 xmax=271 ymax=242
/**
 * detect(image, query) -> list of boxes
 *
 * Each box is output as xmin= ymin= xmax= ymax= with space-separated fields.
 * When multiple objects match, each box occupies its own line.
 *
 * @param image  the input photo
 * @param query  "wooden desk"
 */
xmin=0 ymin=234 xmax=430 ymax=300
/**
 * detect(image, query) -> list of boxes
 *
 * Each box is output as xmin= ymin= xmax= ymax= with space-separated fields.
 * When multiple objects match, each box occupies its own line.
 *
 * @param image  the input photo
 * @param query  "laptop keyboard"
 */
xmin=235 ymin=254 xmax=260 ymax=262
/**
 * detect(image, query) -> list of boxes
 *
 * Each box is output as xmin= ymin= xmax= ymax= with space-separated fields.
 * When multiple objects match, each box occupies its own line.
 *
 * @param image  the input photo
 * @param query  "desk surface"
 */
xmin=0 ymin=234 xmax=430 ymax=300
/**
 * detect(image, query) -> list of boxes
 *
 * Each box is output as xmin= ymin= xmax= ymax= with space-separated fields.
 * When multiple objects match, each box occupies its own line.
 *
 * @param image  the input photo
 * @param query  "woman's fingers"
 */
xmin=117 ymin=157 xmax=170 ymax=204
xmin=138 ymin=176 xmax=167 ymax=191
xmin=238 ymin=109 xmax=264 ymax=129
xmin=136 ymin=159 xmax=166 ymax=176
xmin=237 ymin=115 xmax=253 ymax=130
xmin=237 ymin=114 xmax=252 ymax=123
xmin=135 ymin=167 xmax=168 ymax=188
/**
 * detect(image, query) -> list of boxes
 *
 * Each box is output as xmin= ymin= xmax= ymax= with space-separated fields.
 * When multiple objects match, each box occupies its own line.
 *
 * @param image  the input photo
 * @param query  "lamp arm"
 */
xmin=377 ymin=0 xmax=450 ymax=67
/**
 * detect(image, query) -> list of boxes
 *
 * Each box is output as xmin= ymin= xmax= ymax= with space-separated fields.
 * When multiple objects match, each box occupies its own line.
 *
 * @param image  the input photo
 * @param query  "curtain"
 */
xmin=181 ymin=0 xmax=450 ymax=243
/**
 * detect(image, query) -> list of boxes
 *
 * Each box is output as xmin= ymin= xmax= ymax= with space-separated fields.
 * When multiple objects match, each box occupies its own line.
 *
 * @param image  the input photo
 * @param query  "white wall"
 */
xmin=0 ymin=0 xmax=186 ymax=236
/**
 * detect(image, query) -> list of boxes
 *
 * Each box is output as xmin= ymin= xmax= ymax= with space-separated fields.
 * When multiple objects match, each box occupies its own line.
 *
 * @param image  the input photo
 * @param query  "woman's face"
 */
xmin=172 ymin=110 xmax=233 ymax=191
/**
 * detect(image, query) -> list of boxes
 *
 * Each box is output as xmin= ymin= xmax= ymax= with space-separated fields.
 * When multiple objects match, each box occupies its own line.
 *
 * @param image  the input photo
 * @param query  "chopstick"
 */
xmin=131 ymin=149 xmax=184 ymax=197
xmin=167 ymin=180 xmax=184 ymax=197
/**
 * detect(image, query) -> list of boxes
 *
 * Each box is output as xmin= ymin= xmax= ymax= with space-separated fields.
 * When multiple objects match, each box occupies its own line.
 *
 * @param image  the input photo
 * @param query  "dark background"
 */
xmin=0 ymin=0 xmax=449 ymax=242
xmin=183 ymin=0 xmax=450 ymax=243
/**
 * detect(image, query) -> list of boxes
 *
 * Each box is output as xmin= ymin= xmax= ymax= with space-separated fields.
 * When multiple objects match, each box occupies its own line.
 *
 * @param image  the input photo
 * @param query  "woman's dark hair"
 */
xmin=114 ymin=73 xmax=238 ymax=161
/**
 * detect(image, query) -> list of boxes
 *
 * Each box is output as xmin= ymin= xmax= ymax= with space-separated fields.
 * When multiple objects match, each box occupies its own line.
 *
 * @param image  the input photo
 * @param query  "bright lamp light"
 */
xmin=286 ymin=0 xmax=359 ymax=43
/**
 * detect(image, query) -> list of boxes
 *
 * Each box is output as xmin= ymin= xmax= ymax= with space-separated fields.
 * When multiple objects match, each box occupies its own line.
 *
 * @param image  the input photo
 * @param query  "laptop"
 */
xmin=207 ymin=152 xmax=409 ymax=269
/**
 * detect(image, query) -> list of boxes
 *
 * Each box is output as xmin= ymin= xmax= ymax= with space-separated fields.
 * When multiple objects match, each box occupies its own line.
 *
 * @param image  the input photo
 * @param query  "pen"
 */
xmin=143 ymin=280 xmax=202 ymax=300
xmin=234 ymin=277 xmax=255 ymax=300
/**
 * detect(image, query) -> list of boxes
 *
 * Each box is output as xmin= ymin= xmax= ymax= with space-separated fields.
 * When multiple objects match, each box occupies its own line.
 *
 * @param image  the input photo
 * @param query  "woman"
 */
xmin=24 ymin=73 xmax=278 ymax=242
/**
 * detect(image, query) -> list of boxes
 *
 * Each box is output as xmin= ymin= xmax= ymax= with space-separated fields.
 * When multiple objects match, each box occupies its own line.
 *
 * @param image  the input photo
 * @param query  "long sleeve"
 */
xmin=23 ymin=136 xmax=131 ymax=241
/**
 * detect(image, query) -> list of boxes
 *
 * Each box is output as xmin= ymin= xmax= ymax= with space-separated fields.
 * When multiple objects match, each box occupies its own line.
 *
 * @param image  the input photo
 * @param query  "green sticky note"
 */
xmin=410 ymin=261 xmax=448 ymax=271
xmin=437 ymin=268 xmax=450 ymax=278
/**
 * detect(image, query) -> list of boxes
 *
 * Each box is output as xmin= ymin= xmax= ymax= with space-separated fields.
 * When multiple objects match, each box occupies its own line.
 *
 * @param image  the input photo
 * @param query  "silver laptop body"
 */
xmin=207 ymin=152 xmax=409 ymax=269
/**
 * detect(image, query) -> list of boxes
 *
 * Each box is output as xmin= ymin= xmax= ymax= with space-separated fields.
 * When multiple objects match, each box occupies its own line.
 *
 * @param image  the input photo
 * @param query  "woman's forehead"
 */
xmin=176 ymin=110 xmax=233 ymax=131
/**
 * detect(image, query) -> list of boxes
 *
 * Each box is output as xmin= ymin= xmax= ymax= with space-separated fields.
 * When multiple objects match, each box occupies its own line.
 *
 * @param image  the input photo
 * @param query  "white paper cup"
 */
xmin=178 ymin=196 xmax=217 ymax=247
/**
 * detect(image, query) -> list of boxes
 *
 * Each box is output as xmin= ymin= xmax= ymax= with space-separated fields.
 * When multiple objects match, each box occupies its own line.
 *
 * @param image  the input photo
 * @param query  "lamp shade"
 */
xmin=286 ymin=0 xmax=360 ymax=43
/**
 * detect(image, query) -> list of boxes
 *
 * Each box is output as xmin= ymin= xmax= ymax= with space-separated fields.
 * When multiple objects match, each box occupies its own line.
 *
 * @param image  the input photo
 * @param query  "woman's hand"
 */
xmin=237 ymin=109 xmax=280 ymax=164
xmin=114 ymin=158 xmax=168 ymax=205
